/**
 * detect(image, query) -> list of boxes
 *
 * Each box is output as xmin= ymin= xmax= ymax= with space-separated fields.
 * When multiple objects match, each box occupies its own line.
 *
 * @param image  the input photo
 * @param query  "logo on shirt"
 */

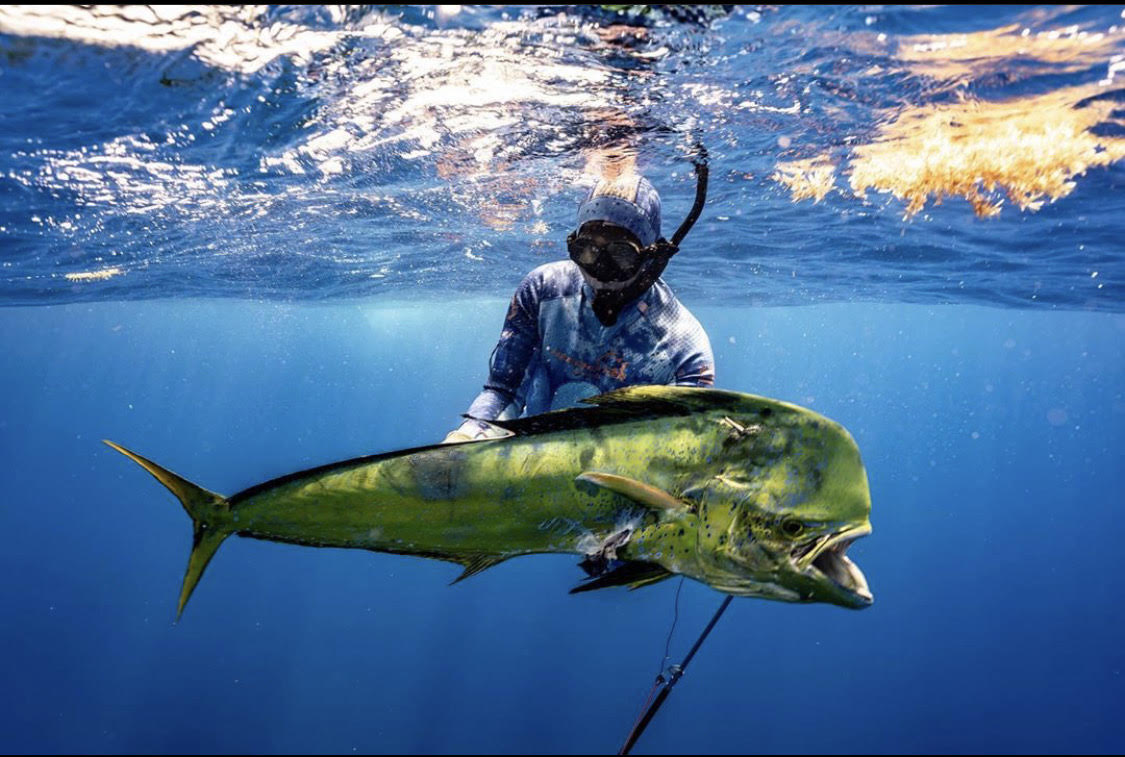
xmin=547 ymin=347 xmax=629 ymax=383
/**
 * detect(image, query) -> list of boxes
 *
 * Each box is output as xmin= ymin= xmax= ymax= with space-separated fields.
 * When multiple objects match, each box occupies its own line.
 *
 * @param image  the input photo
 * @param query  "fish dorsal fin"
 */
xmin=582 ymin=385 xmax=746 ymax=408
xmin=450 ymin=554 xmax=509 ymax=584
xmin=479 ymin=386 xmax=793 ymax=436
xmin=570 ymin=561 xmax=672 ymax=594
xmin=576 ymin=472 xmax=690 ymax=512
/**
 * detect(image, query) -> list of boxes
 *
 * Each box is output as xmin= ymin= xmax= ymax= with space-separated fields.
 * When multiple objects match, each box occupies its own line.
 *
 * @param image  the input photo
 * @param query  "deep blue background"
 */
xmin=1 ymin=299 xmax=1122 ymax=754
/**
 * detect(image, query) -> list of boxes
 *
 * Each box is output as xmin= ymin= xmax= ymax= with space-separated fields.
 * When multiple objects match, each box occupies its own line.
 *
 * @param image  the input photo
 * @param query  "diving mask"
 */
xmin=566 ymin=231 xmax=647 ymax=283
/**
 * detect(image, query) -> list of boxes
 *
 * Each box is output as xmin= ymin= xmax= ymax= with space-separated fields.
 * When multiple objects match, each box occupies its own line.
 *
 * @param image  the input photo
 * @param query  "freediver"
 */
xmin=440 ymin=152 xmax=728 ymax=755
xmin=444 ymin=160 xmax=713 ymax=443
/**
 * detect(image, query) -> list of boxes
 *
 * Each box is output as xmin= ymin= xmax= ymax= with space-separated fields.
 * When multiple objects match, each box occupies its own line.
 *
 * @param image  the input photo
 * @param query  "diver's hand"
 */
xmin=442 ymin=430 xmax=475 ymax=444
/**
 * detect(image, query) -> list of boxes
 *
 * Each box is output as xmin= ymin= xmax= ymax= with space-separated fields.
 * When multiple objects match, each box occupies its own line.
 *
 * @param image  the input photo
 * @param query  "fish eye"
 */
xmin=781 ymin=519 xmax=804 ymax=537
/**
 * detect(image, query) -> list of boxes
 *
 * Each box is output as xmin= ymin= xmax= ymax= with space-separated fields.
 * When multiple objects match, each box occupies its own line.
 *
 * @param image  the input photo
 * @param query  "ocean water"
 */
xmin=2 ymin=5 xmax=1124 ymax=755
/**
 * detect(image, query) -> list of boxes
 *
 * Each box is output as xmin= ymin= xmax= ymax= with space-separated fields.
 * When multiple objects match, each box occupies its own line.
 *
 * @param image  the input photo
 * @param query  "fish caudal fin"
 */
xmin=104 ymin=440 xmax=230 ymax=619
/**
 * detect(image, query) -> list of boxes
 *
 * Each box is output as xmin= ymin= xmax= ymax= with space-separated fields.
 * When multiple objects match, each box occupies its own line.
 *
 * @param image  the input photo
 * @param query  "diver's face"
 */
xmin=568 ymin=221 xmax=646 ymax=287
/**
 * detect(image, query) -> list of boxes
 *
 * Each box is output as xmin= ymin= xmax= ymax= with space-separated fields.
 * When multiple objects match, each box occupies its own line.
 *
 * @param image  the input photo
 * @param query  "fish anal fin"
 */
xmin=577 ymin=472 xmax=689 ymax=512
xmin=450 ymin=554 xmax=509 ymax=584
xmin=570 ymin=561 xmax=672 ymax=594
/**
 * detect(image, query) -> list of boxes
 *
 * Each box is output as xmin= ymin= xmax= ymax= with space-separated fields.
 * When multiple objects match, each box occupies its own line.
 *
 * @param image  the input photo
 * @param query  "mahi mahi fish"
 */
xmin=106 ymin=386 xmax=873 ymax=617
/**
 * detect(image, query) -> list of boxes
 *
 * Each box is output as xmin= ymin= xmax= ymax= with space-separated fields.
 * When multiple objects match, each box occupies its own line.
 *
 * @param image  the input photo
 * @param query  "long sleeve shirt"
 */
xmin=458 ymin=260 xmax=715 ymax=436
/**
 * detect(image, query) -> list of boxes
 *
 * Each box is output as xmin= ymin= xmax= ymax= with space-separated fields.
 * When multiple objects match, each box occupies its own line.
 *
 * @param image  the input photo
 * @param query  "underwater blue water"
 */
xmin=2 ymin=301 xmax=1123 ymax=754
xmin=1 ymin=4 xmax=1124 ymax=755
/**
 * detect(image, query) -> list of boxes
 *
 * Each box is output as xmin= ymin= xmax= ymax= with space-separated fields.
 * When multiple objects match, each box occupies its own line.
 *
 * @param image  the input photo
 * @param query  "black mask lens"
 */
xmin=605 ymin=241 xmax=642 ymax=271
xmin=567 ymin=235 xmax=643 ymax=282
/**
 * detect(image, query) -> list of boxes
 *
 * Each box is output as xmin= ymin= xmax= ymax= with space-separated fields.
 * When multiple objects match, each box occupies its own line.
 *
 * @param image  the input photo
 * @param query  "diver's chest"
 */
xmin=539 ymin=325 xmax=675 ymax=387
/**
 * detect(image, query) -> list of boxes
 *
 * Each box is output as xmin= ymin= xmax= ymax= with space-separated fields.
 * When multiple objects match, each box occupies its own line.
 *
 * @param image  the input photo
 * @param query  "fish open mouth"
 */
xmin=801 ymin=526 xmax=872 ymax=605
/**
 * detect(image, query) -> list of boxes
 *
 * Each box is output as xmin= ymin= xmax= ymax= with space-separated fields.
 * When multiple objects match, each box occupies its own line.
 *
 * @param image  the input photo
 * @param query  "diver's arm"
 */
xmin=672 ymin=326 xmax=716 ymax=388
xmin=447 ymin=390 xmax=515 ymax=441
xmin=445 ymin=275 xmax=541 ymax=441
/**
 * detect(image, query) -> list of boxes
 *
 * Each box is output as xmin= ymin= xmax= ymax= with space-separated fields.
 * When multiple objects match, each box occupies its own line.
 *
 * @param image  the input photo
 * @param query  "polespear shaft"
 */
xmin=618 ymin=595 xmax=733 ymax=755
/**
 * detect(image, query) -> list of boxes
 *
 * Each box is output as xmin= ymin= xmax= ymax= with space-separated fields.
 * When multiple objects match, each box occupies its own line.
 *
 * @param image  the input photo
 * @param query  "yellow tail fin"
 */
xmin=104 ymin=440 xmax=230 ymax=619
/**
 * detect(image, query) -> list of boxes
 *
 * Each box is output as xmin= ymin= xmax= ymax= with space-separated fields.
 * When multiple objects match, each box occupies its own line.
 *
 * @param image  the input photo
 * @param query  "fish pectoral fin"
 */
xmin=570 ymin=561 xmax=673 ymax=594
xmin=450 ymin=554 xmax=509 ymax=584
xmin=576 ymin=472 xmax=689 ymax=512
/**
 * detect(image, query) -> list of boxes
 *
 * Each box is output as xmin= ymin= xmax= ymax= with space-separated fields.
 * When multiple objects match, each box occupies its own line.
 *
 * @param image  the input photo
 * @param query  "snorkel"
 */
xmin=577 ymin=146 xmax=710 ymax=326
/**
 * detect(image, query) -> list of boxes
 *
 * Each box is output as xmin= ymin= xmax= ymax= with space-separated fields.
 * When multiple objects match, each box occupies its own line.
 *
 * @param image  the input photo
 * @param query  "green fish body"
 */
xmin=106 ymin=386 xmax=873 ymax=617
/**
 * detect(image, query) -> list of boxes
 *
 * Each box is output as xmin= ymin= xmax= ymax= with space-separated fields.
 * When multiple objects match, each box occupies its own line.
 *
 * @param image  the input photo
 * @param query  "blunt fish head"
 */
xmin=691 ymin=399 xmax=873 ymax=609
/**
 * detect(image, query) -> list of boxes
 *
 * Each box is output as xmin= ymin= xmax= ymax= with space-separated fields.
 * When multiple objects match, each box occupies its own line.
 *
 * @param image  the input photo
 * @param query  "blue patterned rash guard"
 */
xmin=457 ymin=260 xmax=715 ymax=437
